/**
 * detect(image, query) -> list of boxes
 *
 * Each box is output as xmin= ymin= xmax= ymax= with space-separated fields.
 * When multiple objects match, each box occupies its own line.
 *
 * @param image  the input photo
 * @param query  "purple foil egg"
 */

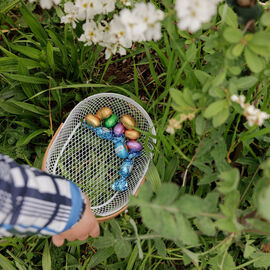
xmin=126 ymin=140 xmax=143 ymax=152
xmin=113 ymin=122 xmax=125 ymax=137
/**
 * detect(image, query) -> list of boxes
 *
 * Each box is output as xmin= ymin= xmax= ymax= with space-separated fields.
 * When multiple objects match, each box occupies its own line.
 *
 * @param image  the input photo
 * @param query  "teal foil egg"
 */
xmin=115 ymin=142 xmax=129 ymax=159
xmin=105 ymin=114 xmax=118 ymax=128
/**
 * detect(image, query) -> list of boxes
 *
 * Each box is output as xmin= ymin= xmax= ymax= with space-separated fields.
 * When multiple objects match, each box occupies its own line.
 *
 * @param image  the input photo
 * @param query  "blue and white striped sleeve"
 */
xmin=0 ymin=154 xmax=86 ymax=236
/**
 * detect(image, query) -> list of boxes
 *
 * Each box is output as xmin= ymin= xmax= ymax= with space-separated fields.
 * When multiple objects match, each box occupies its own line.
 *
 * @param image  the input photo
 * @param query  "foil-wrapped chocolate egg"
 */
xmin=119 ymin=159 xmax=133 ymax=178
xmin=96 ymin=107 xmax=112 ymax=120
xmin=115 ymin=142 xmax=129 ymax=159
xmin=125 ymin=129 xmax=140 ymax=140
xmin=127 ymin=140 xmax=143 ymax=152
xmin=105 ymin=114 xmax=118 ymax=128
xmin=121 ymin=115 xmax=136 ymax=129
xmin=85 ymin=114 xmax=101 ymax=127
xmin=114 ymin=122 xmax=125 ymax=137
xmin=111 ymin=177 xmax=128 ymax=191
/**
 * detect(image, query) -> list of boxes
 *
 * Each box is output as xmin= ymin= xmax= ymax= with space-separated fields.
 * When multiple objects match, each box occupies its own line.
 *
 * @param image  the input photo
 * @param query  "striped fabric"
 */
xmin=0 ymin=154 xmax=85 ymax=236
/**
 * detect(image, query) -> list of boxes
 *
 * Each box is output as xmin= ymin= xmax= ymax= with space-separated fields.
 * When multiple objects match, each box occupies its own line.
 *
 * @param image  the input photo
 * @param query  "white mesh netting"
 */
xmin=44 ymin=93 xmax=155 ymax=217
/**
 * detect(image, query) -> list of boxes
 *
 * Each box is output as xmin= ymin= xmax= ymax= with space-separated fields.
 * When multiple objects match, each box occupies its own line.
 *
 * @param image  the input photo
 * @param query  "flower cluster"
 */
xmin=175 ymin=0 xmax=221 ymax=33
xmin=61 ymin=1 xmax=163 ymax=58
xmin=166 ymin=113 xmax=195 ymax=134
xmin=231 ymin=94 xmax=270 ymax=127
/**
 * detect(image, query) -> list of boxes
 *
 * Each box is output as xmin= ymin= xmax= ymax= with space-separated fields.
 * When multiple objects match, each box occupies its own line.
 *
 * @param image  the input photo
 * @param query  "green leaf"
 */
xmin=212 ymin=107 xmax=229 ymax=127
xmin=204 ymin=99 xmax=227 ymax=119
xmin=183 ymin=88 xmax=195 ymax=107
xmin=0 ymin=0 xmax=20 ymax=14
xmin=223 ymin=27 xmax=243 ymax=43
xmin=234 ymin=76 xmax=258 ymax=90
xmin=244 ymin=240 xmax=256 ymax=258
xmin=10 ymin=100 xmax=47 ymax=115
xmin=186 ymin=43 xmax=197 ymax=62
xmin=197 ymin=217 xmax=216 ymax=236
xmin=20 ymin=4 xmax=48 ymax=47
xmin=218 ymin=168 xmax=240 ymax=194
xmin=258 ymin=185 xmax=270 ymax=221
xmin=244 ymin=47 xmax=265 ymax=73
xmin=212 ymin=70 xmax=227 ymax=87
xmin=146 ymin=161 xmax=161 ymax=192
xmin=114 ymin=240 xmax=132 ymax=258
xmin=232 ymin=43 xmax=244 ymax=57
xmin=194 ymin=70 xmax=212 ymax=85
xmin=157 ymin=152 xmax=165 ymax=182
xmin=246 ymin=218 xmax=270 ymax=234
xmin=219 ymin=4 xmax=238 ymax=28
xmin=215 ymin=217 xmax=239 ymax=232
xmin=175 ymin=214 xmax=199 ymax=245
xmin=42 ymin=240 xmax=51 ymax=270
xmin=109 ymin=219 xmax=122 ymax=239
xmin=0 ymin=100 xmax=26 ymax=115
xmin=170 ymin=88 xmax=193 ymax=112
xmin=46 ymin=41 xmax=55 ymax=74
xmin=209 ymin=252 xmax=235 ymax=270
xmin=16 ymin=129 xmax=51 ymax=147
xmin=261 ymin=12 xmax=270 ymax=26
xmin=2 ymin=73 xmax=48 ymax=84
xmin=93 ymin=235 xmax=115 ymax=249
xmin=0 ymin=254 xmax=16 ymax=270
xmin=87 ymin=248 xmax=114 ymax=269
xmin=253 ymin=253 xmax=270 ymax=268
xmin=195 ymin=114 xmax=206 ymax=135
xmin=11 ymin=45 xmax=41 ymax=60
xmin=164 ymin=157 xmax=178 ymax=182
xmin=154 ymin=239 xmax=167 ymax=258
xmin=154 ymin=183 xmax=179 ymax=206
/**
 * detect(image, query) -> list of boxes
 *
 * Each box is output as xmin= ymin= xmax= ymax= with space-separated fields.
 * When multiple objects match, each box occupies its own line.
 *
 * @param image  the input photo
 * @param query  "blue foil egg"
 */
xmin=95 ymin=127 xmax=113 ymax=140
xmin=119 ymin=159 xmax=133 ymax=178
xmin=128 ymin=151 xmax=141 ymax=159
xmin=115 ymin=142 xmax=129 ymax=159
xmin=112 ymin=135 xmax=125 ymax=144
xmin=111 ymin=177 xmax=128 ymax=191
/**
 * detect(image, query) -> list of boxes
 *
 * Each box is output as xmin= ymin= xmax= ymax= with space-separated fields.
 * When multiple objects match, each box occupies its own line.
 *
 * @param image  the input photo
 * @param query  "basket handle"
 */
xmin=41 ymin=123 xmax=146 ymax=222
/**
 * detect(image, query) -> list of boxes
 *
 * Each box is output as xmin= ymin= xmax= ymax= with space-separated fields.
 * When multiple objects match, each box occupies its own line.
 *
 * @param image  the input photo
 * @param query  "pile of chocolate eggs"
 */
xmin=84 ymin=107 xmax=143 ymax=191
xmin=85 ymin=107 xmax=143 ymax=156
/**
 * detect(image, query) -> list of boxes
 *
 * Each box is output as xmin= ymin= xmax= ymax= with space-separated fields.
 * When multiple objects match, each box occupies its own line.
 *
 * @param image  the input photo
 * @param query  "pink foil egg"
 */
xmin=126 ymin=140 xmax=143 ymax=152
xmin=113 ymin=122 xmax=125 ymax=137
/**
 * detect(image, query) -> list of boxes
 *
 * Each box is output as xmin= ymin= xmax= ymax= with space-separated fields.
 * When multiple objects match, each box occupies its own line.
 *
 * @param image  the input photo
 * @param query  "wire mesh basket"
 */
xmin=42 ymin=93 xmax=155 ymax=220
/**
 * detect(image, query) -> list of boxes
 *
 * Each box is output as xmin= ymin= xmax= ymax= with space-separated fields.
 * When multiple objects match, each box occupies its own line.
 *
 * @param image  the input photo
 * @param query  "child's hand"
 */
xmin=52 ymin=194 xmax=100 ymax=246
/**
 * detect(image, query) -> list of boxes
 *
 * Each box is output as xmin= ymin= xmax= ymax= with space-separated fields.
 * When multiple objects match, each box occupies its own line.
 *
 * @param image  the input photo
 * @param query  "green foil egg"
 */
xmin=104 ymin=114 xmax=118 ymax=128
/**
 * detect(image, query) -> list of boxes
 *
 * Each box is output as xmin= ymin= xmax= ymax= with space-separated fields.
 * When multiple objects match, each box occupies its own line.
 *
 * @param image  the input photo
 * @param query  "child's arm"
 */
xmin=0 ymin=154 xmax=99 ymax=245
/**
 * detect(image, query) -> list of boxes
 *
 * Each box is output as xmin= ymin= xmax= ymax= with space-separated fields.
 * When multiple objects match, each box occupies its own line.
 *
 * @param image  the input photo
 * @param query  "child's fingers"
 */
xmin=52 ymin=235 xmax=65 ymax=247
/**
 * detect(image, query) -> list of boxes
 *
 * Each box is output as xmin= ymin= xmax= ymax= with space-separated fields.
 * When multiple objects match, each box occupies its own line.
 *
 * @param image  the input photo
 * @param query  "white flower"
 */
xmin=29 ymin=0 xmax=60 ymax=9
xmin=109 ymin=16 xmax=132 ymax=48
xmin=79 ymin=20 xmax=103 ymax=46
xmin=232 ymin=95 xmax=269 ymax=127
xmin=75 ymin=0 xmax=103 ymax=20
xmin=231 ymin=94 xmax=245 ymax=108
xmin=61 ymin=2 xmax=79 ymax=28
xmin=244 ymin=104 xmax=270 ymax=127
xmin=175 ymin=0 xmax=219 ymax=32
xmin=120 ymin=2 xmax=164 ymax=42
xmin=120 ymin=0 xmax=131 ymax=6
xmin=101 ymin=0 xmax=116 ymax=14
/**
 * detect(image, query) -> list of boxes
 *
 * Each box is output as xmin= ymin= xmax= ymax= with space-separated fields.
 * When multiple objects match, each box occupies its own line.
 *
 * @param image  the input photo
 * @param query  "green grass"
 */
xmin=0 ymin=0 xmax=270 ymax=269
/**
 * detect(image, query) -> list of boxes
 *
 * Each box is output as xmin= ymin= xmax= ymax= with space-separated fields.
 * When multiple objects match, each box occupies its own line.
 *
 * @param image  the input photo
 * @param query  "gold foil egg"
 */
xmin=85 ymin=114 xmax=101 ymax=127
xmin=125 ymin=129 xmax=140 ymax=140
xmin=96 ymin=107 xmax=112 ymax=120
xmin=121 ymin=115 xmax=136 ymax=129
